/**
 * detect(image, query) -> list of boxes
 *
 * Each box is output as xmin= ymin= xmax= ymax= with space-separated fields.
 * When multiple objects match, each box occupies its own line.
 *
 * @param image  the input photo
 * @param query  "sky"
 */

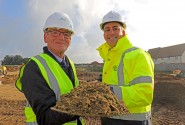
xmin=0 ymin=0 xmax=185 ymax=63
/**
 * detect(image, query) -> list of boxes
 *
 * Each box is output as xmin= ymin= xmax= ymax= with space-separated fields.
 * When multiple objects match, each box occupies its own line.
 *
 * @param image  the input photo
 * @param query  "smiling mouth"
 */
xmin=108 ymin=37 xmax=117 ymax=40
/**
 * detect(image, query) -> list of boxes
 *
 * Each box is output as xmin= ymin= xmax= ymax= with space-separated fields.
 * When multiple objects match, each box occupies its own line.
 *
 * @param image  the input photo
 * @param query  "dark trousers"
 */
xmin=101 ymin=118 xmax=152 ymax=125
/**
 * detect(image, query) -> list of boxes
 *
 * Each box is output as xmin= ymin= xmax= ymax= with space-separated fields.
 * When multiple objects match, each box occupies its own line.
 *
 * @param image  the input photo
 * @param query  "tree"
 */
xmin=1 ymin=55 xmax=28 ymax=65
xmin=22 ymin=57 xmax=29 ymax=64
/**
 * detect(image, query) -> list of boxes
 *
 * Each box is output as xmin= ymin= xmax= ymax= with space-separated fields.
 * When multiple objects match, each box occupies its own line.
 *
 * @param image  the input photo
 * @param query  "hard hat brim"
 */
xmin=100 ymin=21 xmax=124 ymax=30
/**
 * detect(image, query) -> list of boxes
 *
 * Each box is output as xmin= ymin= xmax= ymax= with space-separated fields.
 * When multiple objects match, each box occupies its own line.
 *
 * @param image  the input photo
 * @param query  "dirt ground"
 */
xmin=152 ymin=73 xmax=185 ymax=125
xmin=0 ymin=67 xmax=185 ymax=125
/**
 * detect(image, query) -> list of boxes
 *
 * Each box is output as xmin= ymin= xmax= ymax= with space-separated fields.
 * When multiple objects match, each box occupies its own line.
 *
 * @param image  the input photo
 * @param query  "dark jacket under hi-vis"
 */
xmin=16 ymin=52 xmax=80 ymax=125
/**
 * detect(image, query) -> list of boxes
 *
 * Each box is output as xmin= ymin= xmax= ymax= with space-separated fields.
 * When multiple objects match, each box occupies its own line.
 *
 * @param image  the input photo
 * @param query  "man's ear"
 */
xmin=122 ymin=29 xmax=126 ymax=35
xmin=44 ymin=33 xmax=47 ymax=43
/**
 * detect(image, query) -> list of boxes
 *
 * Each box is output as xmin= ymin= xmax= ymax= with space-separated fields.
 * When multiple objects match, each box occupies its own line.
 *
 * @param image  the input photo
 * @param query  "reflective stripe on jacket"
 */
xmin=16 ymin=53 xmax=79 ymax=125
xmin=97 ymin=35 xmax=154 ymax=121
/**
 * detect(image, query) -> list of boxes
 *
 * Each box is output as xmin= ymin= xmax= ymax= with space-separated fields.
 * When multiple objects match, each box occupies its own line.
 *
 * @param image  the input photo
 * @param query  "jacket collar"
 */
xmin=97 ymin=35 xmax=133 ymax=59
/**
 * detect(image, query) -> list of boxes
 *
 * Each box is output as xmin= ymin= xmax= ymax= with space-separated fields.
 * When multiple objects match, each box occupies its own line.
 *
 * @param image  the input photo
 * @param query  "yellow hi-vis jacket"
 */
xmin=16 ymin=54 xmax=81 ymax=125
xmin=97 ymin=35 xmax=154 ymax=121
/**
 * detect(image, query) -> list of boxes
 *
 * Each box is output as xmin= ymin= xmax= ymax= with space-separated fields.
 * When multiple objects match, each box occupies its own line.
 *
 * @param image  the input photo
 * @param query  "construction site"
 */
xmin=0 ymin=65 xmax=185 ymax=125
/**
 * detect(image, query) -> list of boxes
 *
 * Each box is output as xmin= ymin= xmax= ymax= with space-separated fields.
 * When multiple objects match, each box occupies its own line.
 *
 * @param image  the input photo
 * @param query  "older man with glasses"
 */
xmin=16 ymin=12 xmax=82 ymax=125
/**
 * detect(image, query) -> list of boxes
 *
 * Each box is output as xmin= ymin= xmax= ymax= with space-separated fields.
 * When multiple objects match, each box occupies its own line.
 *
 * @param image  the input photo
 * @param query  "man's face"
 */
xmin=44 ymin=28 xmax=72 ymax=57
xmin=103 ymin=22 xmax=125 ymax=48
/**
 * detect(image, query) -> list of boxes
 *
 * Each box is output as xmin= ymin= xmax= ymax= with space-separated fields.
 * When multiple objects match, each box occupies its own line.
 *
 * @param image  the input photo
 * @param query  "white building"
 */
xmin=148 ymin=43 xmax=185 ymax=64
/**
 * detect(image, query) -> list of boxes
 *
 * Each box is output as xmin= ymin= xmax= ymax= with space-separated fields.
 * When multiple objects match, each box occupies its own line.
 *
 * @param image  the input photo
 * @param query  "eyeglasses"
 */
xmin=45 ymin=29 xmax=72 ymax=38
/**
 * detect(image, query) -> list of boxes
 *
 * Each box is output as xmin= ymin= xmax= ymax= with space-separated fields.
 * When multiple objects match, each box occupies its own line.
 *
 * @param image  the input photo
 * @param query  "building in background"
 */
xmin=148 ymin=43 xmax=185 ymax=72
xmin=148 ymin=43 xmax=185 ymax=64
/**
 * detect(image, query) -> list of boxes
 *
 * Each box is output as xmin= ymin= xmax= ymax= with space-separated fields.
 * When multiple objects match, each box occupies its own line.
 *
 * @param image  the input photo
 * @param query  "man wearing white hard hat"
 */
xmin=16 ymin=12 xmax=82 ymax=125
xmin=97 ymin=10 xmax=154 ymax=125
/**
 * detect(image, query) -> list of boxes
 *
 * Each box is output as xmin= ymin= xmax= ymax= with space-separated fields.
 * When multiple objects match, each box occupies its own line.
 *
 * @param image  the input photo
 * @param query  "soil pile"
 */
xmin=1 ymin=74 xmax=18 ymax=85
xmin=53 ymin=81 xmax=129 ymax=117
xmin=152 ymin=73 xmax=185 ymax=125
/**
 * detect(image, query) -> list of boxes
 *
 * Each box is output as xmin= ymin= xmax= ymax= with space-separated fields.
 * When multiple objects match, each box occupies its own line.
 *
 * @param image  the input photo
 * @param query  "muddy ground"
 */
xmin=0 ymin=67 xmax=185 ymax=125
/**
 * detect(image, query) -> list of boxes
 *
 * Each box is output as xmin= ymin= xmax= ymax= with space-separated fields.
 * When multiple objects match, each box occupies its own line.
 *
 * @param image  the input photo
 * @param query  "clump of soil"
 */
xmin=53 ymin=81 xmax=129 ymax=117
xmin=1 ymin=74 xmax=19 ymax=85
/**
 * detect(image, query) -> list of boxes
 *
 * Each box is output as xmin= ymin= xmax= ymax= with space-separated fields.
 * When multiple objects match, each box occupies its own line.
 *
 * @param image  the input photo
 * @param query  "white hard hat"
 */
xmin=100 ymin=10 xmax=125 ymax=30
xmin=43 ymin=12 xmax=74 ymax=34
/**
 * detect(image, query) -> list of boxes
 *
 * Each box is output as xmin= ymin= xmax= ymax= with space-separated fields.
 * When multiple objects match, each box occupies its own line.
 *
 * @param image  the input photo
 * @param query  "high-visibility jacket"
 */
xmin=16 ymin=53 xmax=80 ymax=125
xmin=2 ymin=66 xmax=7 ymax=75
xmin=97 ymin=35 xmax=154 ymax=121
xmin=2 ymin=66 xmax=7 ymax=71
